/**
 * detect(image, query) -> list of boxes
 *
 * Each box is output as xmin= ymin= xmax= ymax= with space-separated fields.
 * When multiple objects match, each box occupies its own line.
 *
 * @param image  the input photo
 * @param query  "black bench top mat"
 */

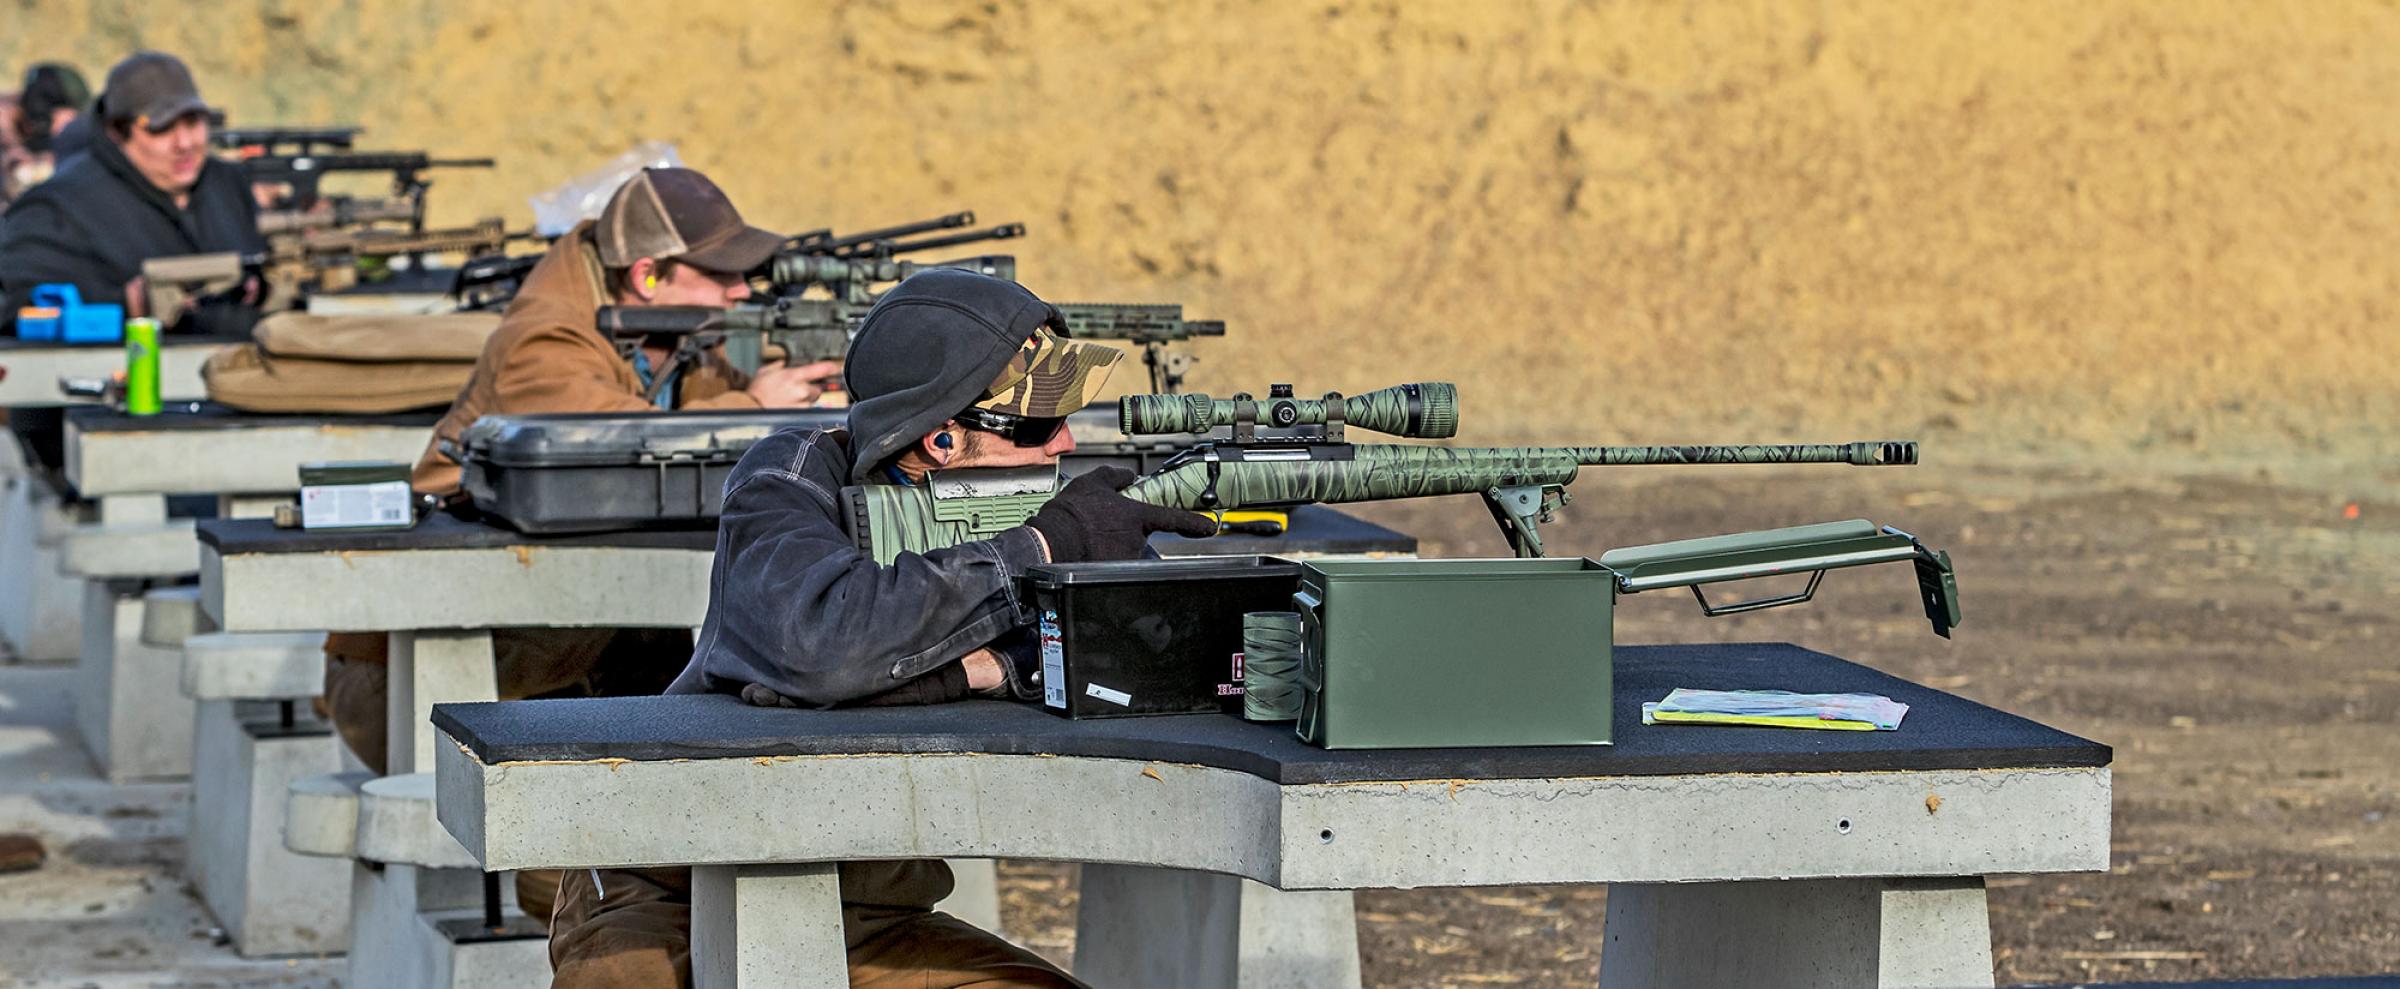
xmin=201 ymin=505 xmax=1413 ymax=558
xmin=435 ymin=642 xmax=2110 ymax=784
xmin=68 ymin=403 xmax=441 ymax=432
xmin=198 ymin=513 xmax=721 ymax=553
xmin=2022 ymin=979 xmax=2400 ymax=989
xmin=0 ymin=333 xmax=247 ymax=353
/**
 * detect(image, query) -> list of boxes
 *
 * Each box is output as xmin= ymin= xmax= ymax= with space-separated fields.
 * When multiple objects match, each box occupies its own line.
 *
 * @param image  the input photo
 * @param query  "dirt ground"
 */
xmin=989 ymin=456 xmax=2399 ymax=987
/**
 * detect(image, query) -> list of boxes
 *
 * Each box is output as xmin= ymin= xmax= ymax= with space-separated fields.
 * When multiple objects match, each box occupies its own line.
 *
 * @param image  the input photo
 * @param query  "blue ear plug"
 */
xmin=934 ymin=433 xmax=954 ymax=449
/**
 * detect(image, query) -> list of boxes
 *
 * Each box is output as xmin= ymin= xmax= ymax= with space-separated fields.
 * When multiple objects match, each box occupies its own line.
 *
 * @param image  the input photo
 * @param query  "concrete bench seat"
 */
xmin=182 ymin=631 xmax=328 ymax=700
xmin=140 ymin=584 xmax=212 ymax=647
xmin=288 ymin=770 xmax=374 ymax=859
xmin=61 ymin=519 xmax=200 ymax=579
xmin=290 ymin=771 xmax=479 ymax=869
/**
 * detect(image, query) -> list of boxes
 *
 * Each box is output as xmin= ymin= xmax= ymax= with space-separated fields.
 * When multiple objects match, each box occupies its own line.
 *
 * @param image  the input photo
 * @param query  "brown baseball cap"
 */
xmin=593 ymin=167 xmax=785 ymax=274
xmin=97 ymin=52 xmax=214 ymax=132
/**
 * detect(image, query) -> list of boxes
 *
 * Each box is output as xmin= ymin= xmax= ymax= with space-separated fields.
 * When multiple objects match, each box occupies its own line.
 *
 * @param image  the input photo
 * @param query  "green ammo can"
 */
xmin=1293 ymin=558 xmax=1618 ymax=749
xmin=1290 ymin=519 xmax=1962 ymax=749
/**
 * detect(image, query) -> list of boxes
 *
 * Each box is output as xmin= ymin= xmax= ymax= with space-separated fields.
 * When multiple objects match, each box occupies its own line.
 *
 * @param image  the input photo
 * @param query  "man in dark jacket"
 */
xmin=0 ymin=51 xmax=263 ymax=336
xmin=544 ymin=269 xmax=1217 ymax=988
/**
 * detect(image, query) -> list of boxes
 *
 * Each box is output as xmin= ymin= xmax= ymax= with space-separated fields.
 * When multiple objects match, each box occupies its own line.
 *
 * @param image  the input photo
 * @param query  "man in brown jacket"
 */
xmin=319 ymin=167 xmax=836 ymax=922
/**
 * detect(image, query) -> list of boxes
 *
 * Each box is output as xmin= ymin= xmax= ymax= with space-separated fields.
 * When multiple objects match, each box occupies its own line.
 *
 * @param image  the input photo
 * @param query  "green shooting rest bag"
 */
xmin=1292 ymin=518 xmax=1959 ymax=749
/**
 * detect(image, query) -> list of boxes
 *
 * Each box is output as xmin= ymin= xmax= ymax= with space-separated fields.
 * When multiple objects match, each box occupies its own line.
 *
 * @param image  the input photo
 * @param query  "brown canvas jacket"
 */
xmin=409 ymin=220 xmax=760 ymax=496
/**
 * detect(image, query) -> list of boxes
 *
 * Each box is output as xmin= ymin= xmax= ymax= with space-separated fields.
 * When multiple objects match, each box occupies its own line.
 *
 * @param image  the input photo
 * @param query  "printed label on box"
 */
xmin=300 ymin=481 xmax=411 ymax=529
xmin=1039 ymin=610 xmax=1066 ymax=709
xmin=1084 ymin=681 xmax=1132 ymax=707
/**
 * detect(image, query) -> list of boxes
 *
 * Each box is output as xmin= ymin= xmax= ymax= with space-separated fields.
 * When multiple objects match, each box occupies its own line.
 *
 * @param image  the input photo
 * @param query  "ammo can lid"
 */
xmin=298 ymin=460 xmax=412 ymax=486
xmin=1025 ymin=555 xmax=1301 ymax=590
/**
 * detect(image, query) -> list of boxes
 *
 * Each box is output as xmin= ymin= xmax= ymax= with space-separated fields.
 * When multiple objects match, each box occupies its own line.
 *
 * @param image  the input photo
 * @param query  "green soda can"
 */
xmin=123 ymin=317 xmax=161 ymax=415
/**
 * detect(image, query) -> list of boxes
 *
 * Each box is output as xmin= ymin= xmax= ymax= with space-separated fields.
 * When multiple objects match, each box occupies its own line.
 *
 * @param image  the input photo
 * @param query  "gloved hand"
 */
xmin=1024 ymin=466 xmax=1219 ymax=562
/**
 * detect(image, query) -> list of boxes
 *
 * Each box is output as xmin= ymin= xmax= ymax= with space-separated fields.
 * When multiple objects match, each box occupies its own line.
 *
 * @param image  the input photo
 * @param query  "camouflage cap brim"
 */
xmin=974 ymin=326 xmax=1123 ymax=418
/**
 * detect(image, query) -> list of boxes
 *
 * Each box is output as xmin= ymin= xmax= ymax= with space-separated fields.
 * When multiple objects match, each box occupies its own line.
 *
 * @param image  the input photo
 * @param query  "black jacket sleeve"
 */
xmin=670 ymin=429 xmax=1050 ymax=707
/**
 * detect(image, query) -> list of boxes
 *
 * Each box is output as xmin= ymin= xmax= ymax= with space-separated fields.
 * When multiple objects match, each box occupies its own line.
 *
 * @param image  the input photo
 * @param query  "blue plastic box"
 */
xmin=15 ymin=284 xmax=123 ymax=343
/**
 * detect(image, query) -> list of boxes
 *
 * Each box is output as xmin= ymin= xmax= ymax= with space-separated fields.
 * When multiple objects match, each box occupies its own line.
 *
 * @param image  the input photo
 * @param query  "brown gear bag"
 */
xmin=203 ymin=312 xmax=501 ymax=414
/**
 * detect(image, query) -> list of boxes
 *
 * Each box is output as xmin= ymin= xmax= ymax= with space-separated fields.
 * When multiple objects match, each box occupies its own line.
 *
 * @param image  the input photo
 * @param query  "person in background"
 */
xmin=2 ymin=63 xmax=92 ymax=201
xmin=0 ymin=52 xmax=262 ymax=334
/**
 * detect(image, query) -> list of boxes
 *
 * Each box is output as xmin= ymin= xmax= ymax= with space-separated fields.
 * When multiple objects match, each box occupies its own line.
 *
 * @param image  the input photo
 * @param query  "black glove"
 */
xmin=1024 ymin=466 xmax=1219 ymax=563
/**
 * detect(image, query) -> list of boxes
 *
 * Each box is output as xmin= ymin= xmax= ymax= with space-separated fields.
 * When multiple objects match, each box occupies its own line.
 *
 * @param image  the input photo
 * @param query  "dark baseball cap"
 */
xmin=593 ymin=167 xmax=785 ymax=275
xmin=96 ymin=51 xmax=213 ymax=132
xmin=20 ymin=63 xmax=90 ymax=118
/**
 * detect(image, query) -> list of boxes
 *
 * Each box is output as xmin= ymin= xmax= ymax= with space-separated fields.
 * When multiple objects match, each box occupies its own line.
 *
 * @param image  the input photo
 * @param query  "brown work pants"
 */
xmin=320 ymin=627 xmax=691 ymax=924
xmin=549 ymin=867 xmax=1085 ymax=989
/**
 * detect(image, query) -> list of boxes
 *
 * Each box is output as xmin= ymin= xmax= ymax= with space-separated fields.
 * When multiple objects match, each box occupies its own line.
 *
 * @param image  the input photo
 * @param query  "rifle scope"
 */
xmin=1120 ymin=382 xmax=1458 ymax=439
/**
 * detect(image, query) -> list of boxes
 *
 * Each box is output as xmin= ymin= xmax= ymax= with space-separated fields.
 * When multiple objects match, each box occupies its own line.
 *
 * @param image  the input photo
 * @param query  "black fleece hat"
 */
xmin=843 ymin=270 xmax=1119 ymax=482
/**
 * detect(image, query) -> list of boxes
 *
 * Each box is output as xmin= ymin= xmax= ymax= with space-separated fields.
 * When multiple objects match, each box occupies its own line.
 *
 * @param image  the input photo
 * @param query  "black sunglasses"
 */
xmin=956 ymin=406 xmax=1068 ymax=448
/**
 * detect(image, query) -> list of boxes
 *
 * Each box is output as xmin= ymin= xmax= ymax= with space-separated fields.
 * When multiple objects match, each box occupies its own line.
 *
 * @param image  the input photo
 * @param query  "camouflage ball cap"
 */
xmin=593 ymin=167 xmax=785 ymax=274
xmin=843 ymin=269 xmax=1124 ymax=481
xmin=975 ymin=325 xmax=1121 ymax=418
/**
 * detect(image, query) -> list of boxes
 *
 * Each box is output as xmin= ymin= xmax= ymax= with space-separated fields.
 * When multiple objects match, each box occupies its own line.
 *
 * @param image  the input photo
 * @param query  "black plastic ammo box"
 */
xmin=456 ymin=409 xmax=845 ymax=533
xmin=1023 ymin=556 xmax=1302 ymax=719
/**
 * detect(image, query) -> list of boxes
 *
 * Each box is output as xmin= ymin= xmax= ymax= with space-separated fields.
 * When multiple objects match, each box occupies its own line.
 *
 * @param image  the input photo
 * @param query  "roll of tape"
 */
xmin=1242 ymin=611 xmax=1304 ymax=722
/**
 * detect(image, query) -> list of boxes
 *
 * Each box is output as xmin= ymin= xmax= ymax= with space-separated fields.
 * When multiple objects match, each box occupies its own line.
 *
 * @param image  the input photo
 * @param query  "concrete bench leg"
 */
xmin=1072 ymin=864 xmax=1363 ymax=989
xmin=692 ymin=862 xmax=847 ymax=989
xmin=348 ymin=863 xmax=550 ymax=989
xmin=189 ymin=698 xmax=352 ymax=956
xmin=1597 ymin=877 xmax=1995 ymax=989
xmin=936 ymin=858 xmax=1003 ymax=935
xmin=74 ymin=581 xmax=193 ymax=780
xmin=0 ymin=473 xmax=82 ymax=663
xmin=388 ymin=630 xmax=497 ymax=775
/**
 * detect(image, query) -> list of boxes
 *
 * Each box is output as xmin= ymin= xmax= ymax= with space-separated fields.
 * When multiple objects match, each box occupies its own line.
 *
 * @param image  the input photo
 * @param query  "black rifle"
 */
xmin=238 ymin=150 xmax=496 ymax=213
xmin=212 ymin=126 xmax=363 ymax=156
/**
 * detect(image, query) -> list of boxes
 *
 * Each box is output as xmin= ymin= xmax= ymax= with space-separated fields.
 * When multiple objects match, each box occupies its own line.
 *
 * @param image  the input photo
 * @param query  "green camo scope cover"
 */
xmin=1120 ymin=382 xmax=1459 ymax=438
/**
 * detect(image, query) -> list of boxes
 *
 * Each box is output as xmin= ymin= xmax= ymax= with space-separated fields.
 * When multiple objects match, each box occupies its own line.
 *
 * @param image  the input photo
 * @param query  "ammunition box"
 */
xmin=1295 ymin=558 xmax=1617 ymax=749
xmin=1293 ymin=519 xmax=1961 ymax=749
xmin=1025 ymin=556 xmax=1302 ymax=719
xmin=297 ymin=460 xmax=414 ymax=531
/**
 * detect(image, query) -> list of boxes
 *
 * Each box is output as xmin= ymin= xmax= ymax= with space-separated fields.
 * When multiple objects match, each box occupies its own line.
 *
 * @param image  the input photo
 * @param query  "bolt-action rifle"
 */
xmin=846 ymin=382 xmax=1960 ymax=638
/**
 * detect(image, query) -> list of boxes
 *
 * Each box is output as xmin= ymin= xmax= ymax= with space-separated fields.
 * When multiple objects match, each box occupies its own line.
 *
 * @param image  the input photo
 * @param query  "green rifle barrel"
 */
xmin=1119 ymin=382 xmax=1459 ymax=439
xmin=1117 ymin=442 xmax=1914 ymax=510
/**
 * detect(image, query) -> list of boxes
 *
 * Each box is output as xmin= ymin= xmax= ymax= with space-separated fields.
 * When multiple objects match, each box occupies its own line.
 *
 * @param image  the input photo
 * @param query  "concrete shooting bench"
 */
xmin=52 ymin=404 xmax=436 ymax=959
xmin=433 ymin=642 xmax=2110 ymax=989
xmin=60 ymin=404 xmax=437 ymax=783
xmin=200 ymin=507 xmax=1415 ymax=987
xmin=0 ymin=333 xmax=236 ymax=664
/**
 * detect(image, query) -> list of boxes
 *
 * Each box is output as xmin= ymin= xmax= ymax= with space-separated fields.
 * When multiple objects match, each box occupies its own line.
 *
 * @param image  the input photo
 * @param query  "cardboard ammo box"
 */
xmin=1024 ymin=556 xmax=1303 ymax=719
xmin=298 ymin=461 xmax=414 ymax=531
xmin=1294 ymin=519 xmax=1959 ymax=749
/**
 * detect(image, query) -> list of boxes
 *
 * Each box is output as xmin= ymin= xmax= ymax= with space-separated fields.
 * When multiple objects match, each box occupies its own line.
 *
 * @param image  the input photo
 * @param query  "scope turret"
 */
xmin=1120 ymin=382 xmax=1458 ymax=439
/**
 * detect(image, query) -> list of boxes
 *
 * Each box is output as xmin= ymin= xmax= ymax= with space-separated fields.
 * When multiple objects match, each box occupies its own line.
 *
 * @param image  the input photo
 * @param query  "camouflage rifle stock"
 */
xmin=1105 ymin=382 xmax=1916 ymax=557
xmin=843 ymin=382 xmax=1914 ymax=560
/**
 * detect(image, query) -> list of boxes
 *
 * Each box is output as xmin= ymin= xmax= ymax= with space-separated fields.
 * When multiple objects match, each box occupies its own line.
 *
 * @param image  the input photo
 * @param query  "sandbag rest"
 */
xmin=204 ymin=311 xmax=501 ymax=415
